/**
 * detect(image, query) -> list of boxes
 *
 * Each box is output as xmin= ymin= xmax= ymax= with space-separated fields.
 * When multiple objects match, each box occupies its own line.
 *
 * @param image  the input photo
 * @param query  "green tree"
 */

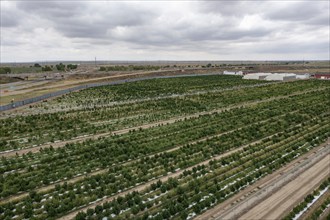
xmin=42 ymin=66 xmax=52 ymax=71
xmin=56 ymin=63 xmax=66 ymax=71
xmin=0 ymin=67 xmax=11 ymax=74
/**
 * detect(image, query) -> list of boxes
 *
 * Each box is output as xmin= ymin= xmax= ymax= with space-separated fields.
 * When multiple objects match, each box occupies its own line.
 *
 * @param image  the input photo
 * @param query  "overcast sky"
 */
xmin=1 ymin=0 xmax=329 ymax=62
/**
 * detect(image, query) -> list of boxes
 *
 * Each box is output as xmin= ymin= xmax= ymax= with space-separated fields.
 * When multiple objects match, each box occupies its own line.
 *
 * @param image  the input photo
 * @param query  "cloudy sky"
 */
xmin=1 ymin=0 xmax=329 ymax=62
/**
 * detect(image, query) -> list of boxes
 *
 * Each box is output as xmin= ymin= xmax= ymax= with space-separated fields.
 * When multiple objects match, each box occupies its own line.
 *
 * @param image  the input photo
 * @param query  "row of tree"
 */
xmin=73 ymin=127 xmax=328 ymax=219
xmin=99 ymin=65 xmax=160 ymax=71
xmin=1 ymin=108 xmax=328 ymax=219
xmin=40 ymin=63 xmax=78 ymax=72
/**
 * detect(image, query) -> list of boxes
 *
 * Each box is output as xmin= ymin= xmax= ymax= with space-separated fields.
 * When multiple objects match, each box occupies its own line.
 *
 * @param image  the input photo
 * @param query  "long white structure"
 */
xmin=296 ymin=74 xmax=310 ymax=79
xmin=243 ymin=73 xmax=270 ymax=80
xmin=223 ymin=71 xmax=243 ymax=76
xmin=243 ymin=72 xmax=310 ymax=81
xmin=264 ymin=73 xmax=296 ymax=81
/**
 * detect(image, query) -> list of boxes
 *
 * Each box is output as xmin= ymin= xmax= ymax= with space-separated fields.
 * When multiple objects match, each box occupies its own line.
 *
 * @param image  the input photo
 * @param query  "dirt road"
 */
xmin=0 ymin=69 xmax=218 ymax=105
xmin=239 ymin=153 xmax=329 ymax=220
xmin=197 ymin=141 xmax=330 ymax=220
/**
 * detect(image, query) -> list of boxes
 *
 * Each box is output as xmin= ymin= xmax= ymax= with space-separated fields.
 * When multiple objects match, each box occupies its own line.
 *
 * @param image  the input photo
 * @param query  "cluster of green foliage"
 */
xmin=42 ymin=65 xmax=53 ymax=72
xmin=56 ymin=63 xmax=77 ymax=71
xmin=39 ymin=63 xmax=78 ymax=72
xmin=67 ymin=64 xmax=78 ymax=69
xmin=0 ymin=67 xmax=11 ymax=74
xmin=99 ymin=65 xmax=161 ymax=71
xmin=56 ymin=63 xmax=66 ymax=71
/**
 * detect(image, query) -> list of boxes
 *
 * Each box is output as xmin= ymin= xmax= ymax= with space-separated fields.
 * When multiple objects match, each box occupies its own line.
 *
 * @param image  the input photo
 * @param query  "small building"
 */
xmin=296 ymin=74 xmax=310 ymax=80
xmin=314 ymin=74 xmax=330 ymax=80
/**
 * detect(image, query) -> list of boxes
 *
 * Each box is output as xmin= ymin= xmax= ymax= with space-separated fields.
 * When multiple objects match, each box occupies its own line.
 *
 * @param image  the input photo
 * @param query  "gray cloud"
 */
xmin=17 ymin=1 xmax=87 ymax=17
xmin=16 ymin=1 xmax=157 ymax=39
xmin=1 ymin=4 xmax=21 ymax=27
xmin=265 ymin=1 xmax=328 ymax=22
xmin=1 ymin=1 xmax=329 ymax=62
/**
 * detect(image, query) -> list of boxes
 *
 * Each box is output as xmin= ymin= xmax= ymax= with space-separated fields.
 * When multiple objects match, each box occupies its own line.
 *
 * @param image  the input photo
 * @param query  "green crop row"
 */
xmin=1 ymin=90 xmax=328 ymax=198
xmin=1 ymin=79 xmax=328 ymax=151
xmin=1 ymin=115 xmax=328 ymax=219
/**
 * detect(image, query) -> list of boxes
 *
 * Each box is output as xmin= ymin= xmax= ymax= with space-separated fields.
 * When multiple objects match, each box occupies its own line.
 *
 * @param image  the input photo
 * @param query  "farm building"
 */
xmin=264 ymin=73 xmax=296 ymax=81
xmin=314 ymin=74 xmax=330 ymax=80
xmin=296 ymin=74 xmax=310 ymax=79
xmin=223 ymin=71 xmax=243 ymax=76
xmin=243 ymin=73 xmax=271 ymax=80
xmin=243 ymin=73 xmax=307 ymax=81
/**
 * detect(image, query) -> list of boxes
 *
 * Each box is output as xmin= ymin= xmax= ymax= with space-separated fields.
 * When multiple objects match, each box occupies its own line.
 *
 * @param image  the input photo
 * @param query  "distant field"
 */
xmin=0 ymin=75 xmax=329 ymax=220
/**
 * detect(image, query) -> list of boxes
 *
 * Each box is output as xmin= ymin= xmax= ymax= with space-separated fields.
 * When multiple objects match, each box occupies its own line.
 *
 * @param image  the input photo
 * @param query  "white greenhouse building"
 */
xmin=296 ymin=74 xmax=310 ymax=79
xmin=264 ymin=73 xmax=296 ymax=81
xmin=243 ymin=73 xmax=271 ymax=80
xmin=223 ymin=71 xmax=243 ymax=76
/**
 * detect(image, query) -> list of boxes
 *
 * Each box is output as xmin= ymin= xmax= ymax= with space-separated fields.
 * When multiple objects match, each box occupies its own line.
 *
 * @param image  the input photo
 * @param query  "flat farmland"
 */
xmin=0 ymin=75 xmax=329 ymax=220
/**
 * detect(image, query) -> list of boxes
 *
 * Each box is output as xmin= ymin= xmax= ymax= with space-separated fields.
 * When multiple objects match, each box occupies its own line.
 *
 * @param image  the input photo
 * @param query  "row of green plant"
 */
xmin=1 ymin=116 xmax=329 ymax=219
xmin=52 ymin=75 xmax=266 ymax=106
xmin=0 ymin=75 xmax=328 ymax=220
xmin=0 ymin=63 xmax=78 ymax=74
xmin=99 ymin=65 xmax=161 ymax=72
xmin=2 ymin=90 xmax=321 ymax=171
xmin=74 ymin=126 xmax=329 ymax=220
xmin=1 ymin=79 xmax=328 ymax=151
xmin=0 ymin=112 xmax=307 ymax=198
xmin=305 ymin=195 xmax=330 ymax=220
xmin=1 ymin=91 xmax=327 ymax=198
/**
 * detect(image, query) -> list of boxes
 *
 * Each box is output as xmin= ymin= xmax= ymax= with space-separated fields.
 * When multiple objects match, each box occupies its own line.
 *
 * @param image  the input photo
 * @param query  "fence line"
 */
xmin=0 ymin=73 xmax=221 ymax=112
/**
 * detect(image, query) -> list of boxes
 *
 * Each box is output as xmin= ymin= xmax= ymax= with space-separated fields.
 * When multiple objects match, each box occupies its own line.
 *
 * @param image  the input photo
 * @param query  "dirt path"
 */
xmin=1 ymin=70 xmax=218 ymax=106
xmin=196 ymin=140 xmax=330 ymax=220
xmin=1 ymin=87 xmax=322 ymax=157
xmin=239 ymin=154 xmax=329 ymax=220
xmin=0 ymin=70 xmax=165 ymax=97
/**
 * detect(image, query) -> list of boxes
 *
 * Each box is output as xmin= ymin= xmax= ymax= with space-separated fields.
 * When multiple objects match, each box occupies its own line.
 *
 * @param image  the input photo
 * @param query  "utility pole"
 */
xmin=95 ymin=57 xmax=97 ymax=67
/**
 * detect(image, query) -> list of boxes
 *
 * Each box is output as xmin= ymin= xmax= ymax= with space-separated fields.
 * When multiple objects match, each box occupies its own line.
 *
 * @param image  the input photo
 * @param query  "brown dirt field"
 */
xmin=196 ymin=141 xmax=330 ymax=220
